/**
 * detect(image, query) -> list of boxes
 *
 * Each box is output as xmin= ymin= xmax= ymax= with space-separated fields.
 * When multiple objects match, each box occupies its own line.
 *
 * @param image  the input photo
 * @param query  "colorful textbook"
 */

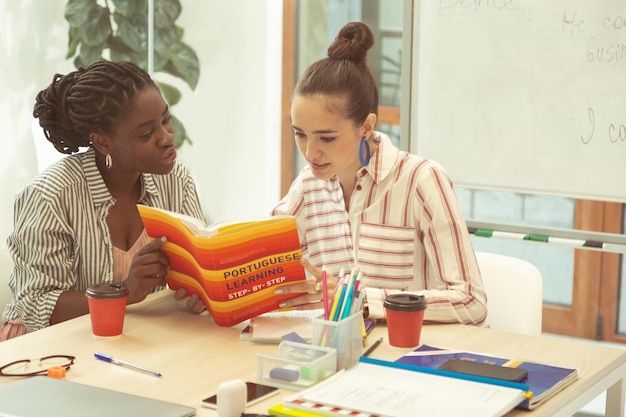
xmin=395 ymin=345 xmax=578 ymax=410
xmin=138 ymin=206 xmax=307 ymax=326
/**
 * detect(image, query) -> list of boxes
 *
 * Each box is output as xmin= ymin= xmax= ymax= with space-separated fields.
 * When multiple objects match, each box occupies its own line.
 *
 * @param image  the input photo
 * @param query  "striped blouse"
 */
xmin=272 ymin=132 xmax=487 ymax=325
xmin=1 ymin=147 xmax=205 ymax=332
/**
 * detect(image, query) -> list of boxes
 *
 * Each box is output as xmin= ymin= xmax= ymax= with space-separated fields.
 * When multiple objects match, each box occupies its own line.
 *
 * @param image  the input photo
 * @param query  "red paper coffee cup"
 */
xmin=86 ymin=283 xmax=129 ymax=337
xmin=384 ymin=294 xmax=427 ymax=348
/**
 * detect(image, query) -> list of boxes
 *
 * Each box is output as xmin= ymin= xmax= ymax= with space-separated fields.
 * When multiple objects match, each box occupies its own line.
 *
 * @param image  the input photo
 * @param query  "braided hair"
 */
xmin=33 ymin=61 xmax=157 ymax=154
xmin=294 ymin=22 xmax=379 ymax=126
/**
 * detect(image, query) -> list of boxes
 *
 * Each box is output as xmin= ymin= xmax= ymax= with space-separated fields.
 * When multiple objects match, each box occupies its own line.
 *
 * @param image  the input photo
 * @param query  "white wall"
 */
xmin=0 ymin=1 xmax=69 ymax=249
xmin=0 ymin=0 xmax=283 ymax=248
xmin=175 ymin=1 xmax=283 ymax=223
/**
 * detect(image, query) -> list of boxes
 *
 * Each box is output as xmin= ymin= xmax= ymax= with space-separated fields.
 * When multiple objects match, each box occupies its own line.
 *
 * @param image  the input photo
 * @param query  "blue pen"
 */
xmin=334 ymin=280 xmax=351 ymax=321
xmin=94 ymin=353 xmax=162 ymax=377
xmin=340 ymin=273 xmax=358 ymax=319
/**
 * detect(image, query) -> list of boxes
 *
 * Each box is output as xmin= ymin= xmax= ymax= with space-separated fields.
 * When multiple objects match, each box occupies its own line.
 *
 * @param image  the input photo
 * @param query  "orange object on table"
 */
xmin=47 ymin=366 xmax=66 ymax=379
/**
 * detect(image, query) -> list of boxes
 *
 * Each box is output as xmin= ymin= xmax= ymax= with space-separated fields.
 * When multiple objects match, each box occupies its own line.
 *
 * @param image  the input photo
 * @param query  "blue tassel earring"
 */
xmin=359 ymin=137 xmax=371 ymax=166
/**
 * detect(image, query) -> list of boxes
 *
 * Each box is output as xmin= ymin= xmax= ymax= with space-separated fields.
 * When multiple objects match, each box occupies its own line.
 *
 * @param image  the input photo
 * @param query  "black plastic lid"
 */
xmin=85 ymin=283 xmax=129 ymax=299
xmin=383 ymin=294 xmax=427 ymax=312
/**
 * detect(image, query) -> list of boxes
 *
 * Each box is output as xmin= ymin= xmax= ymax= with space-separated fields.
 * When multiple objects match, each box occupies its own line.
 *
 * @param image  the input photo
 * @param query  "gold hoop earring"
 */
xmin=105 ymin=154 xmax=112 ymax=169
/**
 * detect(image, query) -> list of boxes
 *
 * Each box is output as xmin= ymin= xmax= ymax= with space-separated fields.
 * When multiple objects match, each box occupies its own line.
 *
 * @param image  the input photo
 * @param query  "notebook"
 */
xmin=0 ymin=377 xmax=196 ymax=417
xmin=394 ymin=345 xmax=578 ymax=410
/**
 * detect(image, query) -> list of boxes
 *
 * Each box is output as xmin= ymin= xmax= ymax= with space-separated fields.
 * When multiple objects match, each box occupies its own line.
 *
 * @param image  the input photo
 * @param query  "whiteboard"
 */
xmin=410 ymin=0 xmax=626 ymax=202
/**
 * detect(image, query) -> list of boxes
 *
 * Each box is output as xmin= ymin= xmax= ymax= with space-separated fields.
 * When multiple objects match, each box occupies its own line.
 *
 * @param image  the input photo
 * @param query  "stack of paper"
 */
xmin=239 ymin=310 xmax=322 ymax=343
xmin=241 ymin=311 xmax=376 ymax=344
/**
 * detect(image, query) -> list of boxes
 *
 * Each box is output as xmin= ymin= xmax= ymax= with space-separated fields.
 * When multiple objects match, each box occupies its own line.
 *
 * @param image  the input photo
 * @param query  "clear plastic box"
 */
xmin=257 ymin=341 xmax=337 ymax=391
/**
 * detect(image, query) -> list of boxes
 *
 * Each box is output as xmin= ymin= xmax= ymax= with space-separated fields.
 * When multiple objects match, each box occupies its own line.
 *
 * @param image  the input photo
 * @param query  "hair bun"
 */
xmin=327 ymin=22 xmax=374 ymax=65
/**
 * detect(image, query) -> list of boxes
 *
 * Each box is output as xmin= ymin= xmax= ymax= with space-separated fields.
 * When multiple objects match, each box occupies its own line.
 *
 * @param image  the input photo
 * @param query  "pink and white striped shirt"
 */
xmin=273 ymin=132 xmax=487 ymax=325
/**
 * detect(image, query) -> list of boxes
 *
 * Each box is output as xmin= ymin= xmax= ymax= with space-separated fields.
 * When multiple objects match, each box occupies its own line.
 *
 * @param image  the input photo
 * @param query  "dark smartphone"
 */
xmin=438 ymin=359 xmax=528 ymax=382
xmin=200 ymin=381 xmax=279 ymax=409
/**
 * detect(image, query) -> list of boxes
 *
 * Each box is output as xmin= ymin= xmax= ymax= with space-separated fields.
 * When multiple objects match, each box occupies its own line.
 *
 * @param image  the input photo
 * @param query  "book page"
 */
xmin=288 ymin=362 xmax=524 ymax=417
xmin=179 ymin=216 xmax=215 ymax=237
xmin=242 ymin=310 xmax=322 ymax=342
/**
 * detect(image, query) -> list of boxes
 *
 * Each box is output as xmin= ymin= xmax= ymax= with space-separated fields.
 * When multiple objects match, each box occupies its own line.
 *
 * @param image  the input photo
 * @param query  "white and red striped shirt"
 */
xmin=273 ymin=133 xmax=487 ymax=325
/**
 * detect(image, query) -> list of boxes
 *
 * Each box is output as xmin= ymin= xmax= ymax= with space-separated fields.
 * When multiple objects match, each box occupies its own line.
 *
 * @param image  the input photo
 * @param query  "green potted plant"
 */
xmin=64 ymin=0 xmax=200 ymax=148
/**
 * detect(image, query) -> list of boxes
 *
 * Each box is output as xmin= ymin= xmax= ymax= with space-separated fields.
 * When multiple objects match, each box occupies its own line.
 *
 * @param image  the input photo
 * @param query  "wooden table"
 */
xmin=0 ymin=291 xmax=624 ymax=417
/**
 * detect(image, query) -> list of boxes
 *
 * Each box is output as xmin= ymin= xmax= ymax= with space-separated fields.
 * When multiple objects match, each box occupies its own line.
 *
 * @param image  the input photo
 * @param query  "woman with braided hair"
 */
xmin=272 ymin=22 xmax=487 ymax=326
xmin=1 ymin=61 xmax=206 ymax=341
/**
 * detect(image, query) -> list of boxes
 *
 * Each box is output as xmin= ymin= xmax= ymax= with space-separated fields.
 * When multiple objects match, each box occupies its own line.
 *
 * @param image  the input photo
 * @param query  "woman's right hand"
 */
xmin=274 ymin=257 xmax=338 ymax=310
xmin=123 ymin=236 xmax=170 ymax=304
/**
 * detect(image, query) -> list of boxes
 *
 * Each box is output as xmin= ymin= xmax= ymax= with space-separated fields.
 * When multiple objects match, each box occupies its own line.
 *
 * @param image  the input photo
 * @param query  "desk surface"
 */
xmin=0 ymin=291 xmax=625 ymax=417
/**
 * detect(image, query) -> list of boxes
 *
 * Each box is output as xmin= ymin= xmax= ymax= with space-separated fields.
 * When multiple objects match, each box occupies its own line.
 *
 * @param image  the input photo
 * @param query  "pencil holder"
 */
xmin=311 ymin=311 xmax=363 ymax=370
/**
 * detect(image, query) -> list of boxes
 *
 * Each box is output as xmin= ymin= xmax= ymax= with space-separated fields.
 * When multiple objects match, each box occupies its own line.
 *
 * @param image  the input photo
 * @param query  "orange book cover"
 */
xmin=137 ymin=205 xmax=307 ymax=326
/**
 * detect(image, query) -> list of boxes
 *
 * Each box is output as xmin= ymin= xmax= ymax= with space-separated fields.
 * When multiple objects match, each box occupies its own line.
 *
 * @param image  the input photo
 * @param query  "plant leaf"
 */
xmin=174 ymin=25 xmax=184 ymax=41
xmin=113 ymin=12 xmax=149 ymax=52
xmin=150 ymin=48 xmax=169 ymax=71
xmin=65 ymin=0 xmax=96 ymax=27
xmin=156 ymin=81 xmax=182 ymax=106
xmin=111 ymin=0 xmax=148 ymax=17
xmin=166 ymin=42 xmax=200 ymax=90
xmin=154 ymin=24 xmax=179 ymax=49
xmin=74 ymin=42 xmax=104 ymax=67
xmin=154 ymin=0 xmax=181 ymax=28
xmin=109 ymin=36 xmax=147 ymax=66
xmin=63 ymin=0 xmax=199 ymax=148
xmin=66 ymin=26 xmax=81 ymax=59
xmin=80 ymin=6 xmax=112 ymax=47
xmin=170 ymin=113 xmax=191 ymax=149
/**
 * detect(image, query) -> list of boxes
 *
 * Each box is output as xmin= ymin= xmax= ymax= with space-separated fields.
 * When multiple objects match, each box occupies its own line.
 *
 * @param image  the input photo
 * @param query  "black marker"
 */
xmin=362 ymin=337 xmax=383 ymax=357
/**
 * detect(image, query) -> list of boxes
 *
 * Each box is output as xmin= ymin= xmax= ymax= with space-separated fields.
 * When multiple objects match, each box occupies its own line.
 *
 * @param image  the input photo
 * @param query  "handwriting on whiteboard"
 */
xmin=581 ymin=107 xmax=626 ymax=145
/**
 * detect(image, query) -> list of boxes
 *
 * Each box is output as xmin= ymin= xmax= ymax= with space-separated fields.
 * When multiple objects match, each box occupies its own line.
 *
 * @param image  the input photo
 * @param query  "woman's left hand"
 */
xmin=174 ymin=288 xmax=207 ymax=314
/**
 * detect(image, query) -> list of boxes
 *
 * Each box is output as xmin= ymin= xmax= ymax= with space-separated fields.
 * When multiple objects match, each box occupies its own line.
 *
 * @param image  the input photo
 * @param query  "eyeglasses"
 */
xmin=0 ymin=355 xmax=75 ymax=377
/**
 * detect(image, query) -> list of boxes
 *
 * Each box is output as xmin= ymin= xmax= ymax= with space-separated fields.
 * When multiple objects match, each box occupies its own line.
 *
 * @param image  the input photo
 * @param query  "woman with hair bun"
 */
xmin=1 ymin=61 xmax=206 ymax=341
xmin=273 ymin=22 xmax=487 ymax=326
